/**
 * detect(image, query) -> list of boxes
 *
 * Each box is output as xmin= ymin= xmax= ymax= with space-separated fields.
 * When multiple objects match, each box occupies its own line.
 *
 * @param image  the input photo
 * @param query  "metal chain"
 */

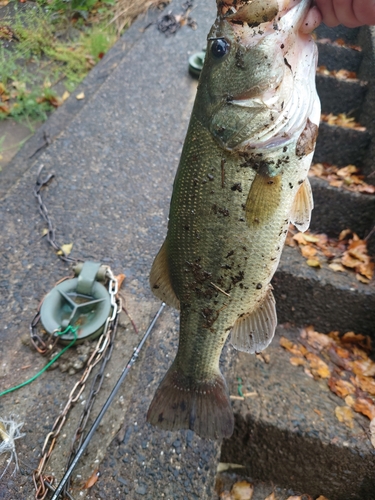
xmin=32 ymin=271 xmax=120 ymax=499
xmin=63 ymin=270 xmax=121 ymax=497
xmin=34 ymin=165 xmax=79 ymax=264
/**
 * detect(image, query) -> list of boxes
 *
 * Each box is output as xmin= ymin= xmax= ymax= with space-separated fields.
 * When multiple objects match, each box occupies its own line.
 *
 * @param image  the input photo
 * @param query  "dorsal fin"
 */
xmin=230 ymin=288 xmax=277 ymax=354
xmin=150 ymin=240 xmax=180 ymax=310
xmin=290 ymin=177 xmax=314 ymax=233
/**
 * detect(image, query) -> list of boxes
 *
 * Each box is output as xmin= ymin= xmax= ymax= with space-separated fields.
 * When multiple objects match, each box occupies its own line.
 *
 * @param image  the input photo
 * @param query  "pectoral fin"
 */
xmin=230 ymin=289 xmax=277 ymax=354
xmin=150 ymin=240 xmax=180 ymax=310
xmin=290 ymin=177 xmax=314 ymax=233
xmin=245 ymin=174 xmax=282 ymax=227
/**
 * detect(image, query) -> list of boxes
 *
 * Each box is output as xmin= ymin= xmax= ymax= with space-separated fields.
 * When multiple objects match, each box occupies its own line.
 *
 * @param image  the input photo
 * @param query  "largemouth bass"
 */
xmin=147 ymin=0 xmax=321 ymax=439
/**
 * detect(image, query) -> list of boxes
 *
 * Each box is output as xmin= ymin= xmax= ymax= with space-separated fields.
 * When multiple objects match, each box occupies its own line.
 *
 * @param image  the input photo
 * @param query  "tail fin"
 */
xmin=147 ymin=364 xmax=234 ymax=440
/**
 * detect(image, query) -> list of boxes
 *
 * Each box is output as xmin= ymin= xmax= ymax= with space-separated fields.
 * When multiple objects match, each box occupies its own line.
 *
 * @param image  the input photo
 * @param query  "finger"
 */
xmin=332 ymin=0 xmax=360 ymax=28
xmin=314 ymin=0 xmax=340 ymax=27
xmin=300 ymin=6 xmax=322 ymax=34
xmin=352 ymin=0 xmax=375 ymax=25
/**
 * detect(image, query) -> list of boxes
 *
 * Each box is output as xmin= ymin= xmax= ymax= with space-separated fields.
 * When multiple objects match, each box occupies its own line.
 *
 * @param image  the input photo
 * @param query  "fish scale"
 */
xmin=147 ymin=0 xmax=320 ymax=439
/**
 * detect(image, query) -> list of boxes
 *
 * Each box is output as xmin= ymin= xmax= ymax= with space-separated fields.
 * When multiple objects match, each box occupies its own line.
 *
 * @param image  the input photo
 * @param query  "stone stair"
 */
xmin=273 ymin=24 xmax=375 ymax=336
xmin=221 ymin=25 xmax=375 ymax=500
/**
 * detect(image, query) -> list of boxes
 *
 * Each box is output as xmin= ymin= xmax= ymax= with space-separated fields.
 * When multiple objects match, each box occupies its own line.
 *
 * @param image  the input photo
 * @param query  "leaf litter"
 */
xmin=286 ymin=228 xmax=374 ymax=284
xmin=317 ymin=66 xmax=358 ymax=81
xmin=320 ymin=113 xmax=366 ymax=131
xmin=280 ymin=326 xmax=375 ymax=444
xmin=309 ymin=163 xmax=375 ymax=194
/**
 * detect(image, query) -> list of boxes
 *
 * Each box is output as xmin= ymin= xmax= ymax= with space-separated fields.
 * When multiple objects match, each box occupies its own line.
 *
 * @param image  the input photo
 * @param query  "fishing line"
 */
xmin=51 ymin=302 xmax=165 ymax=500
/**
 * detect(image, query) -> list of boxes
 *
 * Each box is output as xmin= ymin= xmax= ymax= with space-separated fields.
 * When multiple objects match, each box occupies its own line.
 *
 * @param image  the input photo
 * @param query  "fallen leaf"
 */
xmin=328 ymin=377 xmax=355 ymax=398
xmin=83 ymin=468 xmax=100 ymax=489
xmin=290 ymin=356 xmax=306 ymax=367
xmin=305 ymin=352 xmax=330 ymax=378
xmin=345 ymin=395 xmax=355 ymax=407
xmin=76 ymin=92 xmax=85 ymax=100
xmin=303 ymin=326 xmax=333 ymax=351
xmin=328 ymin=263 xmax=346 ymax=272
xmin=335 ymin=406 xmax=354 ymax=429
xmin=231 ymin=481 xmax=254 ymax=500
xmin=352 ymin=375 xmax=375 ymax=396
xmin=314 ymin=408 xmax=322 ymax=417
xmin=370 ymin=418 xmax=375 ymax=448
xmin=42 ymin=228 xmax=48 ymax=236
xmin=62 ymin=91 xmax=70 ymax=102
xmin=301 ymin=245 xmax=317 ymax=258
xmin=306 ymin=258 xmax=321 ymax=268
xmin=353 ymin=397 xmax=375 ymax=420
xmin=304 ymin=234 xmax=320 ymax=243
xmin=350 ymin=359 xmax=375 ymax=377
xmin=57 ymin=243 xmax=73 ymax=256
xmin=316 ymin=496 xmax=330 ymax=500
xmin=293 ymin=232 xmax=308 ymax=245
xmin=280 ymin=337 xmax=303 ymax=356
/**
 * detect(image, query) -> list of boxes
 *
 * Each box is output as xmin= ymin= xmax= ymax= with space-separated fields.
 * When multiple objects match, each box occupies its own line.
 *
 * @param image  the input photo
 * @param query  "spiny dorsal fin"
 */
xmin=230 ymin=288 xmax=277 ymax=354
xmin=290 ymin=177 xmax=314 ymax=233
xmin=150 ymin=240 xmax=180 ymax=310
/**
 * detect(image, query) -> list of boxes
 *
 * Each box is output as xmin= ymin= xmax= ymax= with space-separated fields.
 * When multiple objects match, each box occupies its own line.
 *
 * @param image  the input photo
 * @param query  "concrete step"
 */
xmin=313 ymin=121 xmax=371 ymax=166
xmin=315 ymin=24 xmax=360 ymax=44
xmin=220 ymin=326 xmax=375 ymax=500
xmin=273 ymin=246 xmax=375 ymax=336
xmin=317 ymin=40 xmax=363 ymax=72
xmin=309 ymin=176 xmax=375 ymax=245
xmin=316 ymin=74 xmax=367 ymax=117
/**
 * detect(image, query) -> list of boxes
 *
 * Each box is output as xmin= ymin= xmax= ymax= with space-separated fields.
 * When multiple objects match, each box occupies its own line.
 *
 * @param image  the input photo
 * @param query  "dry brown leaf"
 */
xmin=353 ymin=397 xmax=375 ymax=420
xmin=306 ymin=352 xmax=330 ymax=378
xmin=304 ymin=234 xmax=321 ymax=243
xmin=321 ymin=113 xmax=366 ymax=131
xmin=301 ymin=245 xmax=317 ymax=258
xmin=231 ymin=481 xmax=254 ymax=500
xmin=328 ymin=377 xmax=355 ymax=398
xmin=328 ymin=263 xmax=346 ymax=272
xmin=280 ymin=337 xmax=303 ymax=356
xmin=316 ymin=496 xmax=330 ymax=500
xmin=345 ymin=395 xmax=355 ymax=407
xmin=335 ymin=406 xmax=354 ymax=429
xmin=350 ymin=359 xmax=375 ymax=377
xmin=293 ymin=232 xmax=308 ymax=245
xmin=290 ymin=357 xmax=306 ymax=367
xmin=352 ymin=375 xmax=375 ymax=396
xmin=303 ymin=326 xmax=333 ymax=351
xmin=83 ymin=469 xmax=99 ymax=489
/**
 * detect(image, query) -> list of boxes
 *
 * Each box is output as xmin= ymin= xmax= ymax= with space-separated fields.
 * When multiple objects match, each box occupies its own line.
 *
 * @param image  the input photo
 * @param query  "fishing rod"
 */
xmin=51 ymin=302 xmax=166 ymax=500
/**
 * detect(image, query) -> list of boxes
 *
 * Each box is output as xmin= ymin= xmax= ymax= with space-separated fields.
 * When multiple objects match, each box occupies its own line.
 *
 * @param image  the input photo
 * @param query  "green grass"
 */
xmin=0 ymin=1 xmax=117 ymax=122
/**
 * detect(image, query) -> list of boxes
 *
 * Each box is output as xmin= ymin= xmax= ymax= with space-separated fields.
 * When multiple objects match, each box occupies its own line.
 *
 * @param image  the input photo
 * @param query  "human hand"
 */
xmin=314 ymin=0 xmax=375 ymax=28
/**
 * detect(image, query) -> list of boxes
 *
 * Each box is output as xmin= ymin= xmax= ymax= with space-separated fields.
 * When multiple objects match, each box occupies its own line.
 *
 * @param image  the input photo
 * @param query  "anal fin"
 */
xmin=150 ymin=240 xmax=180 ymax=310
xmin=290 ymin=177 xmax=314 ymax=233
xmin=230 ymin=288 xmax=277 ymax=354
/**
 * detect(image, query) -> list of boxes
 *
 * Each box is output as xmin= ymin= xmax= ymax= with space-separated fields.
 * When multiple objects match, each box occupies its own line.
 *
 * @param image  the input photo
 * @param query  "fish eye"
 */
xmin=211 ymin=38 xmax=230 ymax=59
